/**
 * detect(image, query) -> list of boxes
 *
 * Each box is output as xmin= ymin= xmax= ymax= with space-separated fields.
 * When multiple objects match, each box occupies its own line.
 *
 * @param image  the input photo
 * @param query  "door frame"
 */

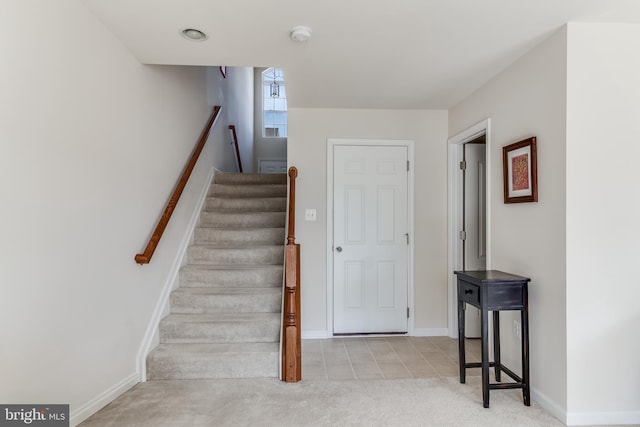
xmin=326 ymin=138 xmax=415 ymax=337
xmin=447 ymin=119 xmax=492 ymax=338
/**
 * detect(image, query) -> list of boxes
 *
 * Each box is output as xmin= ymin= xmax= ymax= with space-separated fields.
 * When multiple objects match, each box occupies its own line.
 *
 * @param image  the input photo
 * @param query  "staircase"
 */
xmin=146 ymin=173 xmax=287 ymax=380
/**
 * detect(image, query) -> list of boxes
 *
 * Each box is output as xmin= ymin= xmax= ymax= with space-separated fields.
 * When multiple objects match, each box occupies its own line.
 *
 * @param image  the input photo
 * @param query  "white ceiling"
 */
xmin=83 ymin=0 xmax=640 ymax=109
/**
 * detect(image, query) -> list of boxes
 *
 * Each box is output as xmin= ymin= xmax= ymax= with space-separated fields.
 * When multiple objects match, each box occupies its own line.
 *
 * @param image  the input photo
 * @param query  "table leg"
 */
xmin=521 ymin=309 xmax=531 ymax=406
xmin=493 ymin=310 xmax=501 ymax=382
xmin=481 ymin=305 xmax=490 ymax=408
xmin=458 ymin=293 xmax=466 ymax=384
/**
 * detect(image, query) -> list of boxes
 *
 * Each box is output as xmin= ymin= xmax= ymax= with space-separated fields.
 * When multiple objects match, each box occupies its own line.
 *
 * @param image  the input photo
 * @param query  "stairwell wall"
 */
xmin=206 ymin=66 xmax=254 ymax=173
xmin=224 ymin=67 xmax=255 ymax=173
xmin=0 ymin=0 xmax=218 ymax=424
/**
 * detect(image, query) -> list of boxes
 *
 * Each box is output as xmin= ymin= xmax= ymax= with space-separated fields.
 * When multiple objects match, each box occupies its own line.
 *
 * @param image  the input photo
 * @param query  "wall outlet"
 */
xmin=304 ymin=209 xmax=317 ymax=221
xmin=513 ymin=319 xmax=521 ymax=340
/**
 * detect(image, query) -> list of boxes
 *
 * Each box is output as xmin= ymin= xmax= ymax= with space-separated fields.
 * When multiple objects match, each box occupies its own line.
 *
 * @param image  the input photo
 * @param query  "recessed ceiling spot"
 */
xmin=290 ymin=26 xmax=312 ymax=43
xmin=181 ymin=28 xmax=208 ymax=41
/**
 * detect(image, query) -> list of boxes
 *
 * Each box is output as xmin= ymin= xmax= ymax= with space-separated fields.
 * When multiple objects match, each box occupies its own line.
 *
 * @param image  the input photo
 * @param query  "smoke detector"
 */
xmin=290 ymin=26 xmax=312 ymax=43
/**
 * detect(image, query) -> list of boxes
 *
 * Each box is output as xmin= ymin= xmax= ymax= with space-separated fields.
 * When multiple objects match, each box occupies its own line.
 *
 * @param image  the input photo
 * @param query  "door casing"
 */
xmin=447 ymin=119 xmax=492 ymax=338
xmin=327 ymin=138 xmax=415 ymax=337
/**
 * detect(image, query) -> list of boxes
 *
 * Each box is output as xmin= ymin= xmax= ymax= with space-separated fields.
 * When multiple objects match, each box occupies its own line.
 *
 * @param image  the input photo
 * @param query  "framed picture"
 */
xmin=502 ymin=136 xmax=538 ymax=203
xmin=219 ymin=66 xmax=227 ymax=78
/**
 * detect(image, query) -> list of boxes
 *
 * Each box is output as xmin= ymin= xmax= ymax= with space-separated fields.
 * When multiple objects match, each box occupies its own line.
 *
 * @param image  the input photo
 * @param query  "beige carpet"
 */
xmin=80 ymin=377 xmax=564 ymax=426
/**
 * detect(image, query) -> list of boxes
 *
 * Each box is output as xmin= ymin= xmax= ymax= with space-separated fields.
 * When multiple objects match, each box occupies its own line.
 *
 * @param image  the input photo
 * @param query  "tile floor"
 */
xmin=302 ymin=336 xmax=482 ymax=381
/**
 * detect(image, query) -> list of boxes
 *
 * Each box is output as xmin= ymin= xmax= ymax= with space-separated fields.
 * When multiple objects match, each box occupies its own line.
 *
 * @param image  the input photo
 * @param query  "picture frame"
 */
xmin=502 ymin=136 xmax=538 ymax=203
xmin=219 ymin=66 xmax=227 ymax=78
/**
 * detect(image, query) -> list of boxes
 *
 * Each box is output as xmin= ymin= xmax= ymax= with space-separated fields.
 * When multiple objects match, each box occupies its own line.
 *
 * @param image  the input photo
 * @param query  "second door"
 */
xmin=333 ymin=144 xmax=409 ymax=334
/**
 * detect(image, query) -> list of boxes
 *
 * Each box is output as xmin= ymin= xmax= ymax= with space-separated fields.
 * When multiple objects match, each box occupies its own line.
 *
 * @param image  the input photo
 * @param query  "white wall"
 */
xmin=254 ymin=67 xmax=287 ymax=171
xmin=288 ymin=108 xmax=448 ymax=336
xmin=565 ymin=23 xmax=640 ymax=424
xmin=449 ymin=28 xmax=568 ymax=416
xmin=207 ymin=66 xmax=254 ymax=172
xmin=225 ymin=67 xmax=255 ymax=173
xmin=206 ymin=67 xmax=241 ymax=173
xmin=0 ymin=0 xmax=218 ymax=423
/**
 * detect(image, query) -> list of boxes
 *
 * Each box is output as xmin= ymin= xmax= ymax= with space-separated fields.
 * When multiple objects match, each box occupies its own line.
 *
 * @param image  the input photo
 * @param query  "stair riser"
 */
xmin=214 ymin=173 xmax=286 ymax=185
xmin=171 ymin=292 xmax=281 ymax=314
xmin=209 ymin=184 xmax=286 ymax=198
xmin=146 ymin=352 xmax=278 ymax=380
xmin=187 ymin=246 xmax=284 ymax=265
xmin=160 ymin=320 xmax=280 ymax=344
xmin=199 ymin=212 xmax=285 ymax=228
xmin=194 ymin=228 xmax=284 ymax=246
xmin=179 ymin=268 xmax=283 ymax=288
xmin=205 ymin=197 xmax=286 ymax=211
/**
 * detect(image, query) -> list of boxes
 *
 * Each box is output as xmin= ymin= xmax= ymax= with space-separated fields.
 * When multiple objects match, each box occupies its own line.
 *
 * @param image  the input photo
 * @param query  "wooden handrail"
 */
xmin=228 ymin=125 xmax=243 ymax=173
xmin=282 ymin=166 xmax=301 ymax=382
xmin=135 ymin=106 xmax=222 ymax=265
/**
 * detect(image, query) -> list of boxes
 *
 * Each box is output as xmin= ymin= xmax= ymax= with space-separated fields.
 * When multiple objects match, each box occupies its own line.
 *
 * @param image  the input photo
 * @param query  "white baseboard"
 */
xmin=566 ymin=410 xmax=640 ymax=426
xmin=302 ymin=330 xmax=329 ymax=339
xmin=529 ymin=385 xmax=640 ymax=426
xmin=413 ymin=328 xmax=449 ymax=337
xmin=530 ymin=386 xmax=567 ymax=424
xmin=135 ymin=167 xmax=215 ymax=381
xmin=69 ymin=373 xmax=139 ymax=426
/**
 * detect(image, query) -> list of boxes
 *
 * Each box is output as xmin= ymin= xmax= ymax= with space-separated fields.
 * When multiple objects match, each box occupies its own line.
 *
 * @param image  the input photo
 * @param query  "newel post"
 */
xmin=283 ymin=166 xmax=301 ymax=382
xmin=287 ymin=167 xmax=298 ymax=244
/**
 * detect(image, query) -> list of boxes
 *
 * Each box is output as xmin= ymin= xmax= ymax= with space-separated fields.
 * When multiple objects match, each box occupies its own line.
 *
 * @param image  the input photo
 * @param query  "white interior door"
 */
xmin=333 ymin=145 xmax=409 ymax=334
xmin=464 ymin=143 xmax=487 ymax=270
xmin=463 ymin=142 xmax=486 ymax=338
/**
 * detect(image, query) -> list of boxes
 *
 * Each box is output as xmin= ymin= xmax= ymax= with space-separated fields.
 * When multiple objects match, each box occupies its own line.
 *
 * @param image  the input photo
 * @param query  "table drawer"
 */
xmin=487 ymin=285 xmax=524 ymax=310
xmin=459 ymin=281 xmax=480 ymax=306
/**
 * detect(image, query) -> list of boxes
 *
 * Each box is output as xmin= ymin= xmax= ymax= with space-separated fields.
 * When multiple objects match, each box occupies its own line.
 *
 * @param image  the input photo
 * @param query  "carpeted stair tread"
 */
xmin=172 ymin=287 xmax=282 ymax=296
xmin=194 ymin=227 xmax=284 ymax=246
xmin=159 ymin=313 xmax=280 ymax=344
xmin=170 ymin=287 xmax=282 ymax=314
xmin=162 ymin=312 xmax=281 ymax=323
xmin=187 ymin=245 xmax=284 ymax=265
xmin=181 ymin=264 xmax=284 ymax=270
xmin=179 ymin=265 xmax=283 ymax=288
xmin=146 ymin=343 xmax=279 ymax=380
xmin=209 ymin=184 xmax=286 ymax=198
xmin=150 ymin=342 xmax=279 ymax=354
xmin=199 ymin=211 xmax=285 ymax=228
xmin=205 ymin=197 xmax=286 ymax=211
xmin=214 ymin=173 xmax=286 ymax=185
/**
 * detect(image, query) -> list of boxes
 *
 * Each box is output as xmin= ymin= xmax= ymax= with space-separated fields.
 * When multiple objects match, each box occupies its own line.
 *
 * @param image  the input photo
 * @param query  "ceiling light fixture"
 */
xmin=180 ymin=28 xmax=208 ymax=41
xmin=290 ymin=26 xmax=312 ymax=43
xmin=270 ymin=70 xmax=280 ymax=98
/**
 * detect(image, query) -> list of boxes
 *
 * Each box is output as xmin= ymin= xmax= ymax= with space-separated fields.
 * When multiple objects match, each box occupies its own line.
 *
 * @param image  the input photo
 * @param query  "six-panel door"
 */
xmin=333 ymin=145 xmax=409 ymax=334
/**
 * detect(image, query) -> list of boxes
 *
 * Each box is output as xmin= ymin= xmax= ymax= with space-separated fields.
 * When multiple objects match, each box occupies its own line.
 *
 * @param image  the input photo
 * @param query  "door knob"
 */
xmin=335 ymin=246 xmax=342 ymax=252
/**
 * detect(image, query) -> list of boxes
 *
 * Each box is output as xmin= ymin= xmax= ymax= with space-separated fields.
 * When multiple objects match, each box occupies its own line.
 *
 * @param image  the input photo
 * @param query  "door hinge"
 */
xmin=459 ymin=160 xmax=467 ymax=170
xmin=405 ymin=233 xmax=409 ymax=245
xmin=407 ymin=160 xmax=410 ymax=171
xmin=407 ymin=307 xmax=410 ymax=318
xmin=459 ymin=230 xmax=467 ymax=240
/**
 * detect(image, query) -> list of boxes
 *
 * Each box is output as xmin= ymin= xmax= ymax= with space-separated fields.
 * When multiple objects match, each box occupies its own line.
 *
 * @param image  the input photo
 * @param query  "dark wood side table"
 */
xmin=454 ymin=270 xmax=531 ymax=408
